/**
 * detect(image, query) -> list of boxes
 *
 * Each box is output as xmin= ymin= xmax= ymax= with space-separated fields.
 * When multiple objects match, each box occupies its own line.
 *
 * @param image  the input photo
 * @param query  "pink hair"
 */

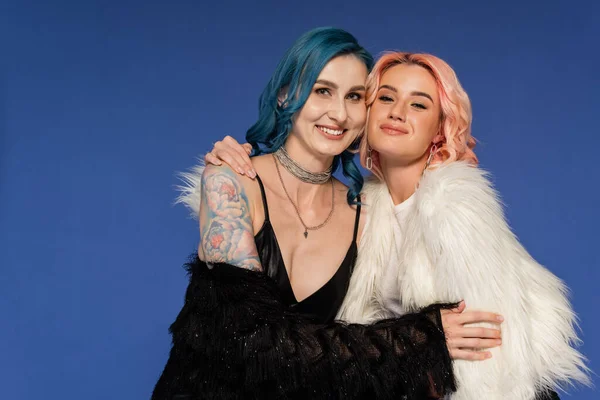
xmin=359 ymin=52 xmax=478 ymax=180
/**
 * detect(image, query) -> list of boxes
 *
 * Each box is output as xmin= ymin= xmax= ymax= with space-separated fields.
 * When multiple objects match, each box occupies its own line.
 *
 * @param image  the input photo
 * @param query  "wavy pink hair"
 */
xmin=359 ymin=52 xmax=478 ymax=180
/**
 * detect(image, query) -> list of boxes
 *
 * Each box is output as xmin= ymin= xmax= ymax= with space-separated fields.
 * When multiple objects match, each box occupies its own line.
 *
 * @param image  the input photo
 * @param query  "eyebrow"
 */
xmin=379 ymin=85 xmax=434 ymax=103
xmin=315 ymin=79 xmax=366 ymax=92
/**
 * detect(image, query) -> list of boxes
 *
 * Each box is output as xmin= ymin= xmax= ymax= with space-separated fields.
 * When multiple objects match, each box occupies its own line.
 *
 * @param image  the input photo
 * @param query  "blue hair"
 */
xmin=246 ymin=27 xmax=373 ymax=204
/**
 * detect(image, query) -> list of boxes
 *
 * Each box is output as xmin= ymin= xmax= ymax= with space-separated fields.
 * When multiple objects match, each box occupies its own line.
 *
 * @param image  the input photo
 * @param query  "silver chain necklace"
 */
xmin=273 ymin=147 xmax=333 ymax=184
xmin=273 ymin=155 xmax=335 ymax=238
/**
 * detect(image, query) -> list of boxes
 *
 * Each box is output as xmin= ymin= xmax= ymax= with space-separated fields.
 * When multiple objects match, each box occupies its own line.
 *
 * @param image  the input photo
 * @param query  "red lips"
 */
xmin=380 ymin=123 xmax=408 ymax=135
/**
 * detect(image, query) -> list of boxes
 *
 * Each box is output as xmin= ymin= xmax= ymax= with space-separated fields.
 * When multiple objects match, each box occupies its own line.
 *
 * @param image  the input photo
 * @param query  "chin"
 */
xmin=316 ymin=144 xmax=348 ymax=157
xmin=375 ymin=147 xmax=419 ymax=164
xmin=316 ymin=138 xmax=357 ymax=156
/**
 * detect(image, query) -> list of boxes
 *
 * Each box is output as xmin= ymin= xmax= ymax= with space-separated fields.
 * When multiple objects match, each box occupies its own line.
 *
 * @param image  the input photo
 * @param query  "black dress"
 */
xmin=151 ymin=176 xmax=456 ymax=399
xmin=253 ymin=175 xmax=360 ymax=324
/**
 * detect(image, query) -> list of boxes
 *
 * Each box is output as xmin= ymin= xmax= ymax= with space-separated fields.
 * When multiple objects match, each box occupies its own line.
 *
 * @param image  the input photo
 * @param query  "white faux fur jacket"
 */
xmin=337 ymin=161 xmax=588 ymax=399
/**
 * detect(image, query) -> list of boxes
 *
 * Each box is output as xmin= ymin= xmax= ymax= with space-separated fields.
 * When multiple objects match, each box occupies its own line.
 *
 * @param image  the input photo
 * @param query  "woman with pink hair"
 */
xmin=336 ymin=52 xmax=589 ymax=399
xmin=202 ymin=51 xmax=588 ymax=398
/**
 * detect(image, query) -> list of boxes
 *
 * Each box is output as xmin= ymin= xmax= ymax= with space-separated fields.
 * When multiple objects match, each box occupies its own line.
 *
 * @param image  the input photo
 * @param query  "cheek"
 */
xmin=366 ymin=105 xmax=384 ymax=132
xmin=369 ymin=102 xmax=387 ymax=121
xmin=424 ymin=117 xmax=441 ymax=139
xmin=412 ymin=114 xmax=438 ymax=137
xmin=299 ymin=98 xmax=325 ymax=122
xmin=350 ymin=104 xmax=367 ymax=127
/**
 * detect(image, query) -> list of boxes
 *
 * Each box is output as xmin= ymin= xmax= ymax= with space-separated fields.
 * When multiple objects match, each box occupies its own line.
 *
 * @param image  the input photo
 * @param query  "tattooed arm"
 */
xmin=198 ymin=165 xmax=261 ymax=271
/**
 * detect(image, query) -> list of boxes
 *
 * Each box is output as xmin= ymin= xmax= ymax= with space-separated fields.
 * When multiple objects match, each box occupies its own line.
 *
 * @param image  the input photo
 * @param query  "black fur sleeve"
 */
xmin=152 ymin=258 xmax=456 ymax=400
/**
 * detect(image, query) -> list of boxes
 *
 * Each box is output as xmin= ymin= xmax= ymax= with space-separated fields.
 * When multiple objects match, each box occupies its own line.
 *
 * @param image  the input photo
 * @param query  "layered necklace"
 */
xmin=272 ymin=147 xmax=335 ymax=238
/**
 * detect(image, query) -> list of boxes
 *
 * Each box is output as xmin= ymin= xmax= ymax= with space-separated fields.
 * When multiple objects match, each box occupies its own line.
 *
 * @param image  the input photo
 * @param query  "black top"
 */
xmin=254 ymin=174 xmax=361 ymax=324
xmin=152 ymin=257 xmax=457 ymax=399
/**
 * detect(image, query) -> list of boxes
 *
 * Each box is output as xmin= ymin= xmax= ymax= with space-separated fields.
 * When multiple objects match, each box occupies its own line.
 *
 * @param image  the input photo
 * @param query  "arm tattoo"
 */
xmin=199 ymin=166 xmax=262 ymax=271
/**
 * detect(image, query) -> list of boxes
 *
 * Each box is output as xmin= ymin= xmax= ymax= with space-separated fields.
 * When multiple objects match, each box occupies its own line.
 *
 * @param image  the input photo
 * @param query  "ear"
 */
xmin=277 ymin=87 xmax=288 ymax=107
xmin=432 ymin=133 xmax=444 ymax=145
xmin=433 ymin=118 xmax=445 ymax=144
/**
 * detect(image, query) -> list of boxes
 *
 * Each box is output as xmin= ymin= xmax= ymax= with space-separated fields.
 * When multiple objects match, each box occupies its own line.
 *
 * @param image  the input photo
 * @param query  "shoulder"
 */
xmin=361 ymin=176 xmax=389 ymax=203
xmin=201 ymin=164 xmax=260 ymax=205
xmin=356 ymin=177 xmax=390 ymax=243
xmin=177 ymin=159 xmax=259 ymax=219
xmin=202 ymin=164 xmax=252 ymax=186
xmin=414 ymin=161 xmax=501 ymax=219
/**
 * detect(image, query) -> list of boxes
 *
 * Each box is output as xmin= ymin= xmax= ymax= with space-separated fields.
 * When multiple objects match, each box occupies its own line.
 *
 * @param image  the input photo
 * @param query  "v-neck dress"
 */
xmin=253 ymin=175 xmax=361 ymax=324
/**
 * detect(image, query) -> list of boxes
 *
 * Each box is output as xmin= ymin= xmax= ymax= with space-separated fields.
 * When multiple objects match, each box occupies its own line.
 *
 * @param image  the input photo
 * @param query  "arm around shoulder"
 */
xmin=153 ymin=256 xmax=457 ymax=399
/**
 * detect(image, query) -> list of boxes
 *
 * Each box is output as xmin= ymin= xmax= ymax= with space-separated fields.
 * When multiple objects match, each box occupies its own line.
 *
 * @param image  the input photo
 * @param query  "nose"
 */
xmin=327 ymin=97 xmax=348 ymax=123
xmin=388 ymin=103 xmax=405 ymax=121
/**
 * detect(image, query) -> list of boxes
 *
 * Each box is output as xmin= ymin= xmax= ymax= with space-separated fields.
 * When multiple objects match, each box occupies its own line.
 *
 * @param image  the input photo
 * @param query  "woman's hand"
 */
xmin=441 ymin=301 xmax=503 ymax=361
xmin=204 ymin=135 xmax=256 ymax=179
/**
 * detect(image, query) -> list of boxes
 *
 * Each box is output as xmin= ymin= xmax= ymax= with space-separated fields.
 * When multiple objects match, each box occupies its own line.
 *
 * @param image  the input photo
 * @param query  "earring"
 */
xmin=424 ymin=144 xmax=437 ymax=170
xmin=366 ymin=147 xmax=373 ymax=170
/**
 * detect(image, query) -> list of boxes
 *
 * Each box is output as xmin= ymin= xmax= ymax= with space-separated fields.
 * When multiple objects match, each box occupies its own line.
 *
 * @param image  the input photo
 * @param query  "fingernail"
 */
xmin=247 ymin=170 xmax=256 ymax=179
xmin=237 ymin=167 xmax=245 ymax=175
xmin=486 ymin=352 xmax=493 ymax=359
xmin=496 ymin=315 xmax=504 ymax=322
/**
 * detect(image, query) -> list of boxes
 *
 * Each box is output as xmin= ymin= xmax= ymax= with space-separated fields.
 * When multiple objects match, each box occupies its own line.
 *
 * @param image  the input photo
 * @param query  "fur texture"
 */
xmin=175 ymin=161 xmax=205 ymax=219
xmin=338 ymin=161 xmax=589 ymax=399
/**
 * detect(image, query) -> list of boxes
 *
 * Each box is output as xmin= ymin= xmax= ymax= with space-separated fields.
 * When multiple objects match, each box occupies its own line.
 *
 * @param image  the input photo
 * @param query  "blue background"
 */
xmin=2 ymin=0 xmax=598 ymax=398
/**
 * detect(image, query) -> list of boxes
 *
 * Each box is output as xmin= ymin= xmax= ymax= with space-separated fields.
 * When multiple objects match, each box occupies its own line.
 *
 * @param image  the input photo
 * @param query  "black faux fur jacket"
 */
xmin=151 ymin=257 xmax=456 ymax=399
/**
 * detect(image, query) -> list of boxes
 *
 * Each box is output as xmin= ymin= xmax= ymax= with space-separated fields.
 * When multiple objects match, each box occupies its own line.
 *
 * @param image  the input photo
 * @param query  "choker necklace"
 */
xmin=273 ymin=155 xmax=335 ymax=238
xmin=273 ymin=147 xmax=332 ymax=185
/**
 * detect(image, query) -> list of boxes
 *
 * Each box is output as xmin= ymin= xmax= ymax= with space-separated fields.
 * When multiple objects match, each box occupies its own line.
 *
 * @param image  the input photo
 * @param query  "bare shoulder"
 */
xmin=202 ymin=164 xmax=258 ymax=192
xmin=199 ymin=164 xmax=262 ymax=271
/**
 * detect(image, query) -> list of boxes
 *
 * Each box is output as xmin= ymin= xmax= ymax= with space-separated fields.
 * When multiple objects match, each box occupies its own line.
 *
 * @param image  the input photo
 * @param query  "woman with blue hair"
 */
xmin=152 ymin=27 xmax=502 ymax=399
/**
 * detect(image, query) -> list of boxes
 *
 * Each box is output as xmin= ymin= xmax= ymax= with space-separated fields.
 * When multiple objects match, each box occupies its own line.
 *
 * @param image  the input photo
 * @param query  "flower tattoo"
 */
xmin=199 ymin=167 xmax=261 ymax=271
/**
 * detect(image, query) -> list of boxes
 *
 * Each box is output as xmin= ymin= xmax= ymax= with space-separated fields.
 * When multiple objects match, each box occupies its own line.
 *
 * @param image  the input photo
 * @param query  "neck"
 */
xmin=380 ymin=154 xmax=427 ymax=205
xmin=283 ymin=135 xmax=335 ymax=174
xmin=274 ymin=137 xmax=334 ymax=206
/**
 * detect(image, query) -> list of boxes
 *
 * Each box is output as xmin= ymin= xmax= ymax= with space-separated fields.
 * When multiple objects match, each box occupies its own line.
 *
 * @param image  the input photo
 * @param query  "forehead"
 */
xmin=317 ymin=54 xmax=368 ymax=85
xmin=381 ymin=64 xmax=438 ymax=95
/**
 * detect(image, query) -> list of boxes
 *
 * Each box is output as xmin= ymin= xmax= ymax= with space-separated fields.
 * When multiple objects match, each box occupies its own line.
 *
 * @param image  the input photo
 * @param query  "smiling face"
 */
xmin=366 ymin=63 xmax=443 ymax=167
xmin=289 ymin=54 xmax=368 ymax=158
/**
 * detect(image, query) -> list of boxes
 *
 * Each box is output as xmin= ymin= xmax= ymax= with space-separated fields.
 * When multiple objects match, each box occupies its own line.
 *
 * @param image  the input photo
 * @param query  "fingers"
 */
xmin=212 ymin=136 xmax=256 ymax=179
xmin=204 ymin=152 xmax=222 ymax=166
xmin=457 ymin=310 xmax=504 ymax=325
xmin=229 ymin=144 xmax=254 ymax=178
xmin=449 ymin=349 xmax=492 ymax=361
xmin=215 ymin=151 xmax=247 ymax=176
xmin=441 ymin=302 xmax=503 ymax=361
xmin=447 ymin=337 xmax=502 ymax=350
xmin=457 ymin=326 xmax=502 ymax=339
xmin=242 ymin=143 xmax=253 ymax=154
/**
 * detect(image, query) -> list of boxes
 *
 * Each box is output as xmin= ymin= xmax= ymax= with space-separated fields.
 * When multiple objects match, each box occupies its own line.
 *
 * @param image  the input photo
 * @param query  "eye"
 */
xmin=378 ymin=95 xmax=393 ymax=102
xmin=347 ymin=92 xmax=363 ymax=101
xmin=315 ymin=88 xmax=331 ymax=96
xmin=412 ymin=102 xmax=427 ymax=110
